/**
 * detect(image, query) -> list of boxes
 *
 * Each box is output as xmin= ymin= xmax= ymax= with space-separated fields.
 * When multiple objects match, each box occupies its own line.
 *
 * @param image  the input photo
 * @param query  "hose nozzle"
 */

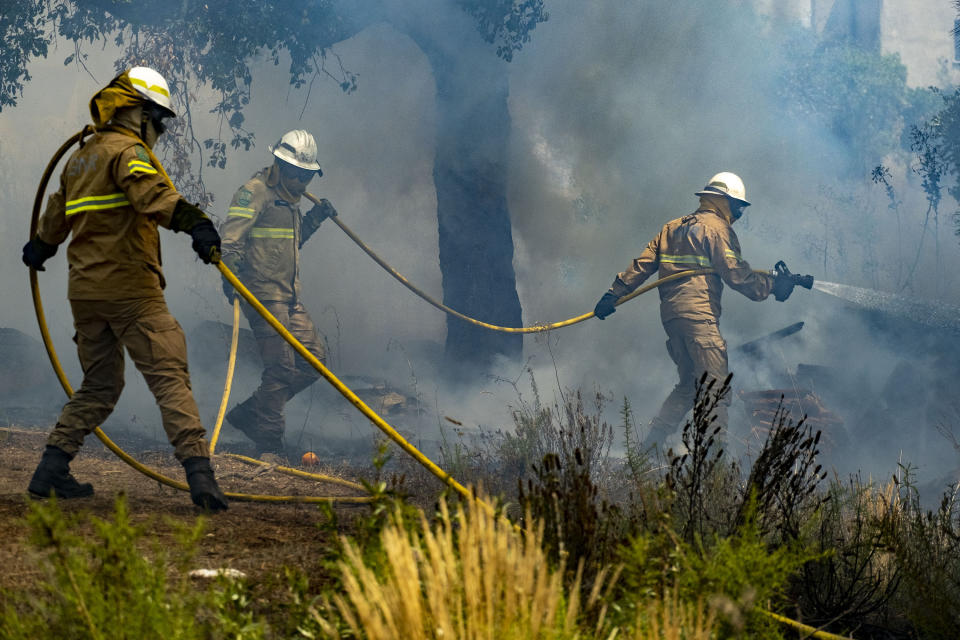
xmin=773 ymin=261 xmax=814 ymax=301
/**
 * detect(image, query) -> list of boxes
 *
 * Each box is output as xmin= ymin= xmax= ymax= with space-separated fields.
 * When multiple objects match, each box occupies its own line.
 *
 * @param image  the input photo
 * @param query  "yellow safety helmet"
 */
xmin=128 ymin=66 xmax=175 ymax=118
xmin=695 ymin=171 xmax=750 ymax=207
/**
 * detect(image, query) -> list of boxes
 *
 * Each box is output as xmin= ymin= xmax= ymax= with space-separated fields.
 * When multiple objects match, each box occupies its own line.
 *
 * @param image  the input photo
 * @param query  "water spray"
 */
xmin=812 ymin=280 xmax=960 ymax=333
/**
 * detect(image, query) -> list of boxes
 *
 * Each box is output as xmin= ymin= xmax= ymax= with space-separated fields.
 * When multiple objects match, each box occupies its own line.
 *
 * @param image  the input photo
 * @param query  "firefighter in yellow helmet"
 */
xmin=21 ymin=67 xmax=228 ymax=511
xmin=593 ymin=172 xmax=810 ymax=448
xmin=218 ymin=130 xmax=337 ymax=456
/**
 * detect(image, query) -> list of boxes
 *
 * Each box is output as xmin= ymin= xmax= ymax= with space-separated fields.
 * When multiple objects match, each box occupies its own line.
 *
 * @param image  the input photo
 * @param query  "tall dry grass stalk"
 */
xmin=866 ymin=479 xmax=900 ymax=521
xmin=329 ymin=495 xmax=584 ymax=639
xmin=322 ymin=492 xmax=718 ymax=639
xmin=632 ymin=589 xmax=716 ymax=640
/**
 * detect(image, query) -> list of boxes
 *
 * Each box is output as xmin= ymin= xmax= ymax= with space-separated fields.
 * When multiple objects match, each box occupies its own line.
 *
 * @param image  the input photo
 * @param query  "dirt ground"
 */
xmin=0 ymin=425 xmax=383 ymax=596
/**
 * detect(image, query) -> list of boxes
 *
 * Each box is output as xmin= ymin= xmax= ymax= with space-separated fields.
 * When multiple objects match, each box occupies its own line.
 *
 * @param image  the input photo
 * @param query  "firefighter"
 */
xmin=219 ymin=129 xmax=336 ymax=457
xmin=593 ymin=172 xmax=801 ymax=447
xmin=21 ymin=67 xmax=228 ymax=511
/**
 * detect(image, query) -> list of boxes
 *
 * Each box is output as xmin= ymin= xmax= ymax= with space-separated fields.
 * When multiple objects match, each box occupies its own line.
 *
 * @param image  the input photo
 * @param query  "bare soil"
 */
xmin=0 ymin=426 xmax=379 ymax=596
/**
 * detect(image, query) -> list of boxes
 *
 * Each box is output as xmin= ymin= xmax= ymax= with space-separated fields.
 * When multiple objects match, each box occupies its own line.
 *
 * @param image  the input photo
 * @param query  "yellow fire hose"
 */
xmin=304 ymin=191 xmax=724 ymax=331
xmin=30 ymin=132 xmax=848 ymax=639
xmin=757 ymin=610 xmax=855 ymax=640
xmin=224 ymin=451 xmax=364 ymax=490
xmin=208 ymin=296 xmax=239 ymax=454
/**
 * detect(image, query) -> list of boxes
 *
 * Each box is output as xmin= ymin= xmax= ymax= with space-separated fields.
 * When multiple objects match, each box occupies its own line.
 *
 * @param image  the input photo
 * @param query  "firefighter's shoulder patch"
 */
xmin=134 ymin=145 xmax=150 ymax=163
xmin=237 ymin=188 xmax=253 ymax=207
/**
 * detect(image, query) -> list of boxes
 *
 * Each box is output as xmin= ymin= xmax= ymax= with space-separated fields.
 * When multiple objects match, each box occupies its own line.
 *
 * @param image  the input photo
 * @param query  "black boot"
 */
xmin=27 ymin=445 xmax=94 ymax=499
xmin=182 ymin=457 xmax=228 ymax=512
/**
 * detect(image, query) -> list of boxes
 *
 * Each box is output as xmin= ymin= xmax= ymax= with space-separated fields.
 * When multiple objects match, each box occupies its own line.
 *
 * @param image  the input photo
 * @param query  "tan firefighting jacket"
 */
xmin=608 ymin=197 xmax=774 ymax=324
xmin=37 ymin=129 xmax=182 ymax=300
xmin=220 ymin=165 xmax=319 ymax=303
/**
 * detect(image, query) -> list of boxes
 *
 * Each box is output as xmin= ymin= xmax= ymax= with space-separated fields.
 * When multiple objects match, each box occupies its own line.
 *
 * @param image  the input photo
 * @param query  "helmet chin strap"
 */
xmin=140 ymin=109 xmax=149 ymax=145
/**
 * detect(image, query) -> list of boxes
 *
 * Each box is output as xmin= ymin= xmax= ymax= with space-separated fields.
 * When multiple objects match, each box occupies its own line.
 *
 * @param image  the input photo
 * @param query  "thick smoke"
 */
xmin=1 ymin=1 xmax=957 ymax=487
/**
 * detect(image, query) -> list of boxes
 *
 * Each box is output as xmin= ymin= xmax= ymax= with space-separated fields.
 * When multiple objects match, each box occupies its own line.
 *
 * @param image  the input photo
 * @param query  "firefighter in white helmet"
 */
xmin=218 ymin=129 xmax=337 ymax=457
xmin=593 ymin=172 xmax=808 ymax=447
xmin=22 ymin=66 xmax=228 ymax=510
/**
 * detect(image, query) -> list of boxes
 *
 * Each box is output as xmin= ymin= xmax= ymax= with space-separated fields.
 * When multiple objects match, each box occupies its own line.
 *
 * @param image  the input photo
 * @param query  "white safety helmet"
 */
xmin=270 ymin=129 xmax=322 ymax=172
xmin=128 ymin=66 xmax=175 ymax=118
xmin=695 ymin=172 xmax=750 ymax=207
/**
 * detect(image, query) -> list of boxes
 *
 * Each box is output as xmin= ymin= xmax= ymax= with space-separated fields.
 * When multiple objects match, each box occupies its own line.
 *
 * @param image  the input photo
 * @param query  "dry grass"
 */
xmin=325 ymin=494 xmax=581 ymax=639
xmin=315 ymin=489 xmax=722 ymax=640
xmin=632 ymin=589 xmax=716 ymax=640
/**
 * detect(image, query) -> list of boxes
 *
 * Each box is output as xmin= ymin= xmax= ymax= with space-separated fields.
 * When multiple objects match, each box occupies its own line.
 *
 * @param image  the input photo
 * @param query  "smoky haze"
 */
xmin=1 ymin=1 xmax=957 ymax=488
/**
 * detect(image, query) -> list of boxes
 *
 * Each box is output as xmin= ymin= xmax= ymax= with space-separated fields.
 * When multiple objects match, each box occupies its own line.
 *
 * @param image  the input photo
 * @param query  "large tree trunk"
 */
xmin=401 ymin=15 xmax=523 ymax=375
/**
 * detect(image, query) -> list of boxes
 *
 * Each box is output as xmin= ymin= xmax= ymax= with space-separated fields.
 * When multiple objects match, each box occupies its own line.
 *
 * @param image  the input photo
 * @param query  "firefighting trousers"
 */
xmin=49 ymin=297 xmax=209 ymax=461
xmin=650 ymin=317 xmax=729 ymax=437
xmin=234 ymin=300 xmax=326 ymax=439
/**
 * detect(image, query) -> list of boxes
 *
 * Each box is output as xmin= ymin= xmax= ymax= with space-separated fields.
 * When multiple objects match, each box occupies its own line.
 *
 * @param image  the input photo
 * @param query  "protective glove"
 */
xmin=772 ymin=271 xmax=795 ymax=302
xmin=301 ymin=198 xmax=337 ymax=248
xmin=189 ymin=219 xmax=221 ymax=264
xmin=170 ymin=199 xmax=221 ymax=263
xmin=308 ymin=198 xmax=337 ymax=221
xmin=594 ymin=292 xmax=619 ymax=319
xmin=22 ymin=236 xmax=58 ymax=271
xmin=171 ymin=199 xmax=209 ymax=232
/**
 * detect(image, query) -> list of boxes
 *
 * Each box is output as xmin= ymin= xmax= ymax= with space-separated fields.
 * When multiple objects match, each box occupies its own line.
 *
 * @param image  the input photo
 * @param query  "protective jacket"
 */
xmin=608 ymin=199 xmax=774 ymax=323
xmin=37 ymin=129 xmax=181 ymax=300
xmin=220 ymin=165 xmax=322 ymax=303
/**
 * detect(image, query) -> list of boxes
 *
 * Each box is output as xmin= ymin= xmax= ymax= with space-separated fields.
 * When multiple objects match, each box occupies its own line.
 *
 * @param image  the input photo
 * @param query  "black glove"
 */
xmin=171 ymin=199 xmax=209 ymax=233
xmin=308 ymin=198 xmax=337 ymax=221
xmin=594 ymin=292 xmax=619 ymax=319
xmin=22 ymin=236 xmax=58 ymax=271
xmin=771 ymin=260 xmax=814 ymax=302
xmin=189 ymin=219 xmax=221 ymax=264
xmin=301 ymin=198 xmax=337 ymax=248
xmin=772 ymin=273 xmax=794 ymax=302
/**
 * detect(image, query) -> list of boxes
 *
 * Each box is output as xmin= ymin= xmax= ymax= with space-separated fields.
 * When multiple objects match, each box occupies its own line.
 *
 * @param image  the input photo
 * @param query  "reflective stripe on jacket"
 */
xmin=37 ymin=130 xmax=181 ymax=300
xmin=219 ymin=166 xmax=305 ymax=303
xmin=608 ymin=203 xmax=773 ymax=324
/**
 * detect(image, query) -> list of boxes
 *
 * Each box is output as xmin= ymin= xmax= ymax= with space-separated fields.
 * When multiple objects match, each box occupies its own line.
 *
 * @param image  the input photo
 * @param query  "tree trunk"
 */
xmin=403 ymin=18 xmax=523 ymax=375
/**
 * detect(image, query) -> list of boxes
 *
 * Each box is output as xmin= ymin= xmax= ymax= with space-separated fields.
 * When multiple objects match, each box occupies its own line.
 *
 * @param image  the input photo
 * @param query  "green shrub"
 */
xmin=619 ymin=498 xmax=813 ymax=639
xmin=0 ymin=495 xmax=208 ymax=640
